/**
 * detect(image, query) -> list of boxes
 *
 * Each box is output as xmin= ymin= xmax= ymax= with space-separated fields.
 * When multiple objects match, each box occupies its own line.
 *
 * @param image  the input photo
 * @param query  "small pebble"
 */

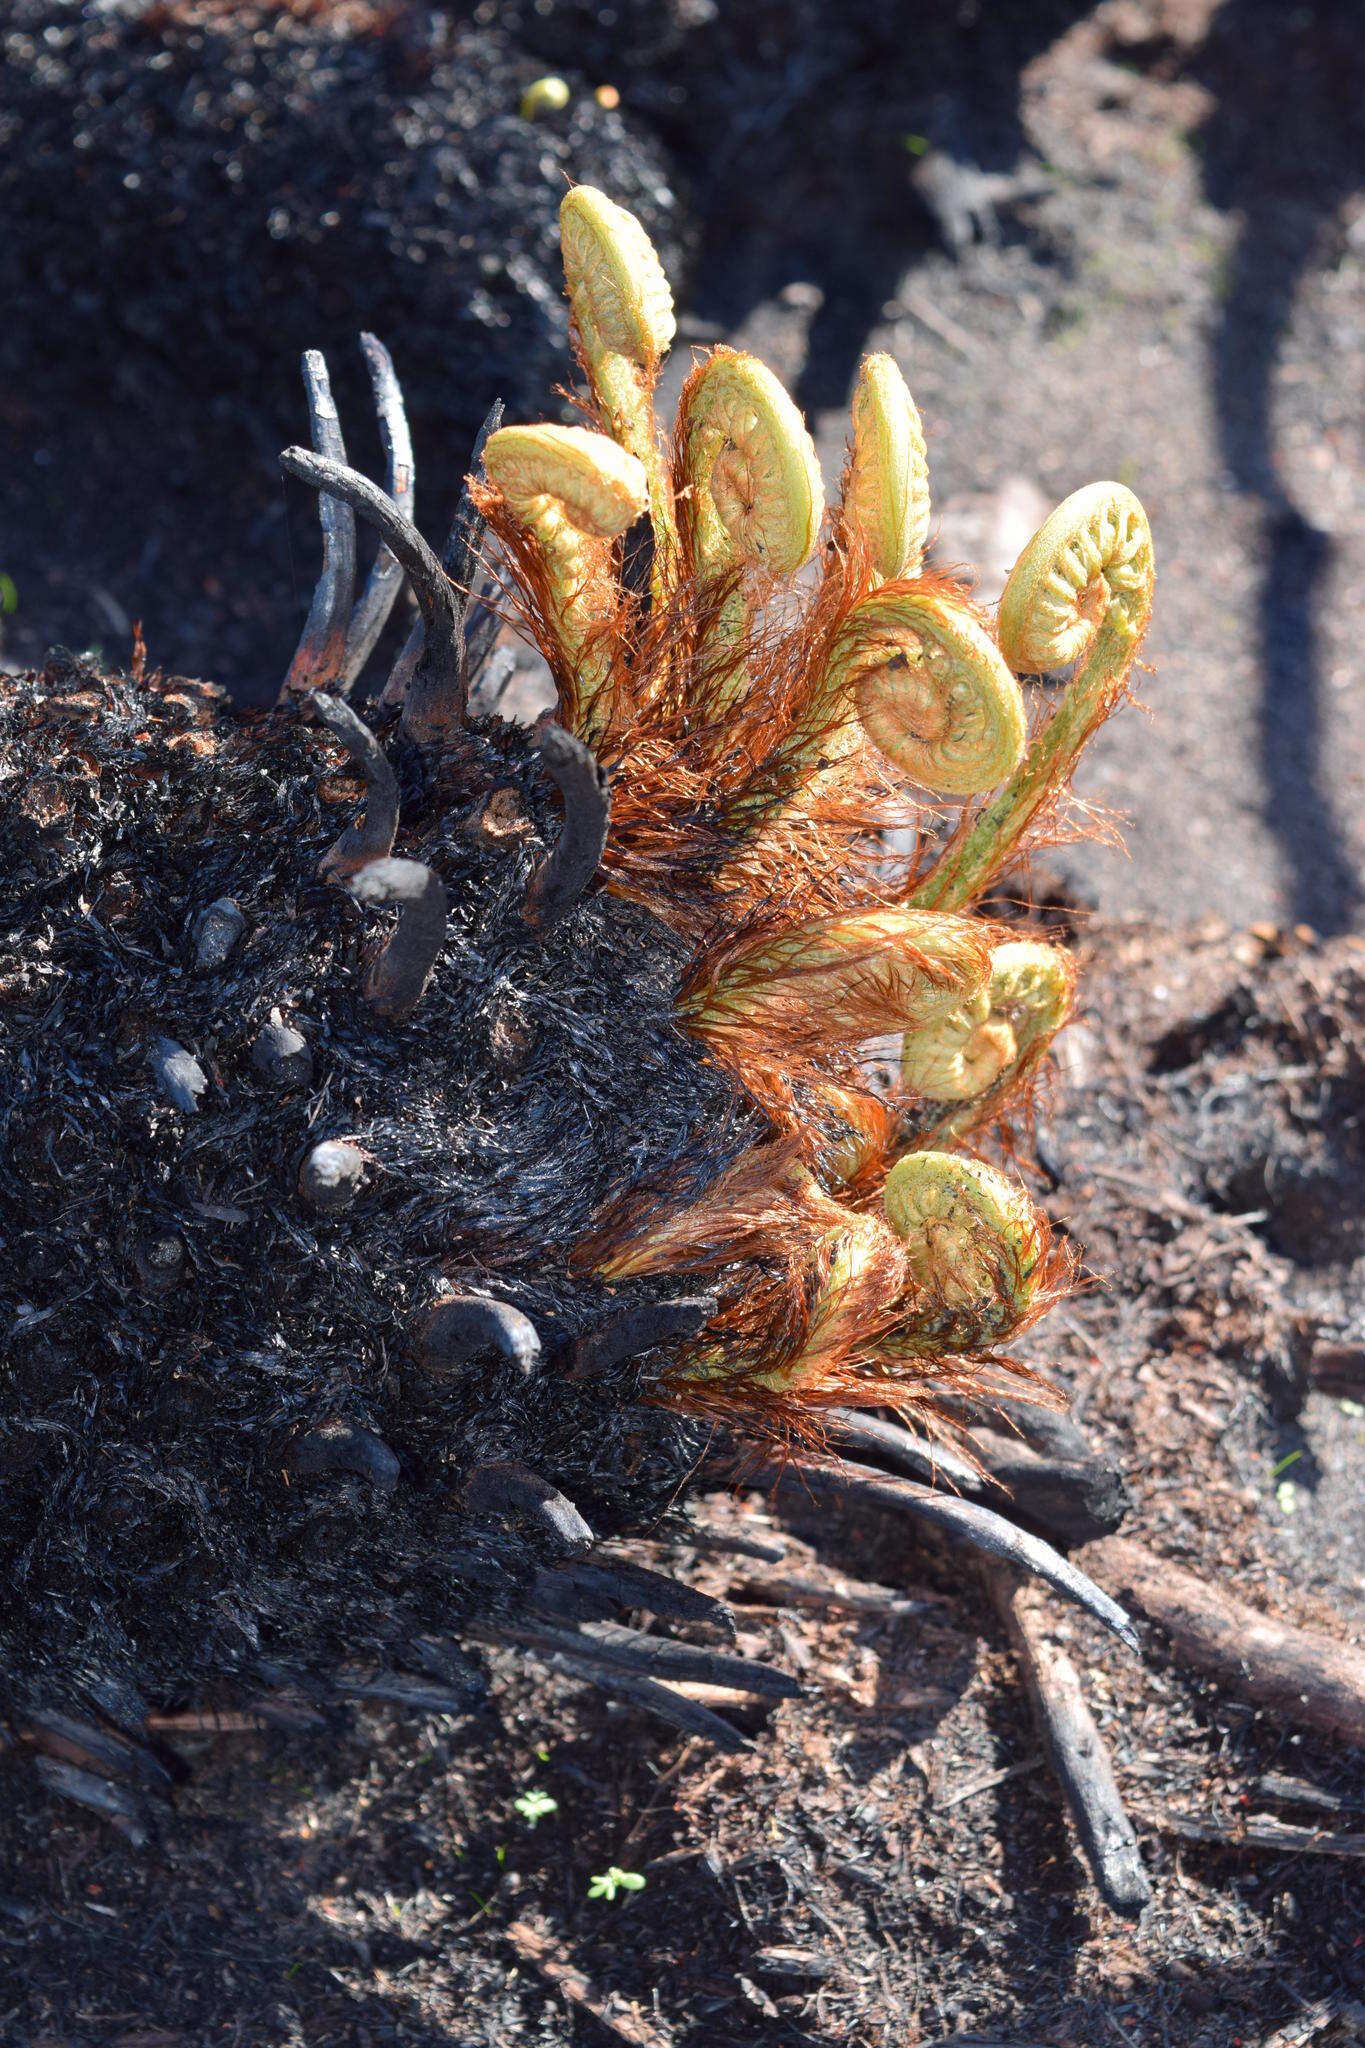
xmin=149 ymin=1036 xmax=207 ymax=1114
xmin=299 ymin=1139 xmax=366 ymax=1215
xmin=192 ymin=897 xmax=244 ymax=971
xmin=251 ymin=1009 xmax=313 ymax=1089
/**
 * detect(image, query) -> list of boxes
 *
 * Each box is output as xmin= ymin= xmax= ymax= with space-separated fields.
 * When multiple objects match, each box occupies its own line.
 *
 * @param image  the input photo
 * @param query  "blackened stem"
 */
xmin=279 ymin=353 xmax=357 ymax=701
xmin=340 ymin=333 xmax=416 ymax=694
xmin=279 ymin=447 xmax=465 ymax=745
xmin=522 ymin=725 xmax=611 ymax=934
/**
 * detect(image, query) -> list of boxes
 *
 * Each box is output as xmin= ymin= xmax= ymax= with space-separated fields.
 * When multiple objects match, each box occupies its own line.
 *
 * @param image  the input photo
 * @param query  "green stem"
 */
xmin=910 ymin=606 xmax=1139 ymax=912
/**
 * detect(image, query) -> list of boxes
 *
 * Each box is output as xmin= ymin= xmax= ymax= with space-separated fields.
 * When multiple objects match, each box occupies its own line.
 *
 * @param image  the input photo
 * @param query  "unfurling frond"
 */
xmin=844 ymin=352 xmax=930 ymax=582
xmin=482 ymin=423 xmax=647 ymax=741
xmin=559 ymin=185 xmax=678 ymax=584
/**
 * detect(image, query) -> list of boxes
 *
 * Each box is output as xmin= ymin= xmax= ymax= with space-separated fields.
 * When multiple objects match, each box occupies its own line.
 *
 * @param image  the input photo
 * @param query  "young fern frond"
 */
xmin=914 ymin=482 xmax=1155 ymax=910
xmin=559 ymin=185 xmax=678 ymax=594
xmin=481 ymin=423 xmax=647 ymax=742
xmin=676 ymin=347 xmax=824 ymax=709
xmin=903 ymin=938 xmax=1075 ymax=1142
xmin=818 ymin=586 xmax=1026 ymax=797
xmin=843 ymin=351 xmax=931 ymax=583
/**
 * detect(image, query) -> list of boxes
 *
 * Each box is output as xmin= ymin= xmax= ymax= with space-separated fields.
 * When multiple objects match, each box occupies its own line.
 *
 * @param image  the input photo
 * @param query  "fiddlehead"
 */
xmin=843 ymin=352 xmax=930 ymax=583
xmin=680 ymin=908 xmax=990 ymax=1054
xmin=482 ymin=423 xmax=647 ymax=742
xmin=560 ymin=185 xmax=678 ymax=594
xmin=814 ymin=587 xmax=1026 ymax=797
xmin=914 ymin=482 xmax=1155 ymax=910
xmin=677 ymin=347 xmax=824 ymax=708
xmin=901 ymin=937 xmax=1074 ymax=1141
xmin=883 ymin=1152 xmax=1045 ymax=1350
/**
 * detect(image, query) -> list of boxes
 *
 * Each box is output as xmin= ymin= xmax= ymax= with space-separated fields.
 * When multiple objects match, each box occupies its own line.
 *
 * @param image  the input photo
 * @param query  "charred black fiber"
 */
xmin=0 ymin=651 xmax=757 ymax=1726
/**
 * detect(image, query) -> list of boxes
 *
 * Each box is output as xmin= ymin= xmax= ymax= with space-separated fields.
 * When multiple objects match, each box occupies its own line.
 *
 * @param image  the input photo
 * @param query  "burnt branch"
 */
xmin=825 ymin=1408 xmax=982 ymax=1495
xmin=987 ymin=1565 xmax=1151 ymax=1916
xmin=1081 ymin=1536 xmax=1365 ymax=1748
xmin=481 ymin=1630 xmax=751 ymax=1752
xmin=530 ymin=1557 xmax=736 ymax=1638
xmin=32 ymin=1756 xmax=152 ymax=1847
xmin=340 ymin=333 xmax=416 ymax=693
xmin=826 ymin=1408 xmax=1128 ymax=1549
xmin=308 ymin=692 xmax=399 ymax=881
xmin=350 ymin=857 xmax=448 ymax=1022
xmin=522 ymin=725 xmax=611 ymax=934
xmin=279 ymin=352 xmax=357 ymax=702
xmin=383 ymin=397 xmax=504 ymax=727
xmin=752 ymin=1459 xmax=1139 ymax=1652
xmin=418 ymin=1295 xmax=542 ymax=1377
xmin=278 ymin=447 xmax=465 ymax=747
xmin=493 ymin=1617 xmax=800 ymax=1701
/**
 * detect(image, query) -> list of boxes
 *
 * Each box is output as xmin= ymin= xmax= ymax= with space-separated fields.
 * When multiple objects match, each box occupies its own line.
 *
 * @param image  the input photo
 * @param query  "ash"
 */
xmin=0 ymin=653 xmax=752 ymax=1721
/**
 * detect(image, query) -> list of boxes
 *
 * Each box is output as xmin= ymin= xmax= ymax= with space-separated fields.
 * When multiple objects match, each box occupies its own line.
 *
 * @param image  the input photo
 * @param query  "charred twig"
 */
xmin=32 ymin=1756 xmax=152 ymax=1847
xmin=751 ymin=1459 xmax=1139 ymax=1651
xmin=446 ymin=397 xmax=505 ymax=624
xmin=829 ymin=1409 xmax=1126 ymax=1548
xmin=824 ymin=1407 xmax=982 ymax=1494
xmin=462 ymin=1461 xmax=594 ymax=1554
xmin=505 ymin=1919 xmax=669 ymax=2047
xmin=722 ymin=1568 xmax=930 ymax=1621
xmin=309 ymin=692 xmax=399 ymax=880
xmin=971 ymin=1428 xmax=1129 ymax=1548
xmin=530 ymin=1556 xmax=736 ymax=1637
xmin=289 ymin=1421 xmax=401 ymax=1491
xmin=493 ymin=1617 xmax=801 ymax=1702
xmin=522 ymin=725 xmax=610 ymax=933
xmin=25 ymin=1710 xmax=172 ymax=1793
xmin=383 ymin=397 xmax=505 ymax=727
xmin=487 ymin=1634 xmax=750 ymax=1752
xmin=986 ymin=1565 xmax=1150 ymax=1915
xmin=1081 ymin=1536 xmax=1365 ymax=1747
xmin=572 ymin=1294 xmax=717 ymax=1376
xmin=1134 ymin=1807 xmax=1365 ymax=1861
xmin=278 ymin=447 xmax=466 ymax=747
xmin=280 ymin=352 xmax=357 ymax=700
xmin=418 ymin=1294 xmax=542 ymax=1377
xmin=350 ymin=857 xmax=448 ymax=1021
xmin=331 ymin=1669 xmax=473 ymax=1717
xmin=340 ymin=333 xmax=416 ymax=692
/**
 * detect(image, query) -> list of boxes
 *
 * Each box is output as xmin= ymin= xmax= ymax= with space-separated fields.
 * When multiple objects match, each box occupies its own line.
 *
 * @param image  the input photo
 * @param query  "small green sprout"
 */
xmin=0 ymin=573 xmax=17 ymax=615
xmin=513 ymin=1787 xmax=558 ymax=1828
xmin=587 ymin=1866 xmax=646 ymax=1902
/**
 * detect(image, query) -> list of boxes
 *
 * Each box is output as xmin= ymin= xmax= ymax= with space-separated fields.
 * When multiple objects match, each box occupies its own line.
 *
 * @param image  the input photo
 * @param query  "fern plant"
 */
xmin=0 ymin=186 xmax=1153 ymax=1842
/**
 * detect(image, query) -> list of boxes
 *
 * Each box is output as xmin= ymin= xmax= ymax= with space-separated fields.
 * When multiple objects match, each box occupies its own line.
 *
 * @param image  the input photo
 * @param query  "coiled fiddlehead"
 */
xmin=844 ymin=352 xmax=931 ymax=583
xmin=884 ymin=1152 xmax=1045 ymax=1350
xmin=817 ymin=587 xmax=1026 ymax=797
xmin=901 ymin=937 xmax=1074 ymax=1142
xmin=681 ymin=908 xmax=989 ymax=1052
xmin=560 ymin=186 xmax=678 ymax=594
xmin=915 ymin=483 xmax=1155 ymax=910
xmin=678 ymin=347 xmax=824 ymax=707
xmin=481 ymin=423 xmax=647 ymax=742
